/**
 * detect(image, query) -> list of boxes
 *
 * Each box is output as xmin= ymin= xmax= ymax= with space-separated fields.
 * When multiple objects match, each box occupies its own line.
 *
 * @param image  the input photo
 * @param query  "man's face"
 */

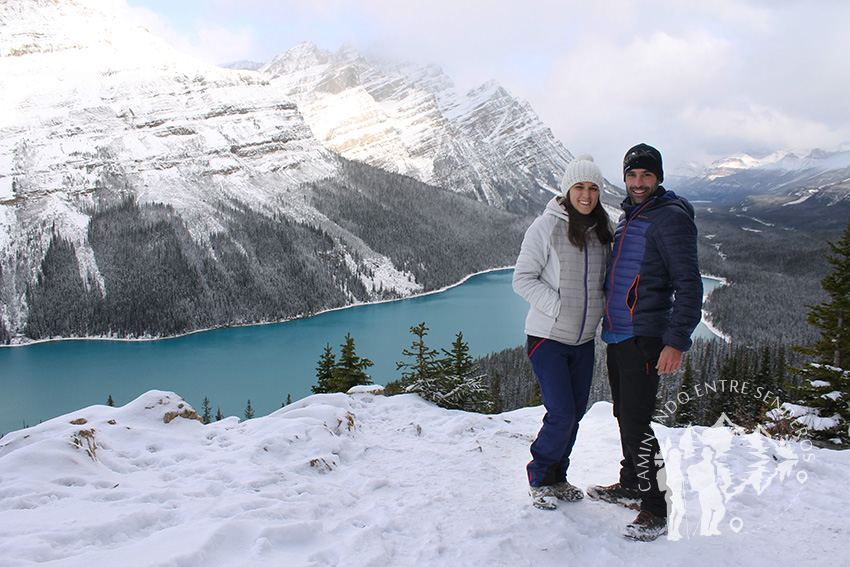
xmin=625 ymin=169 xmax=659 ymax=205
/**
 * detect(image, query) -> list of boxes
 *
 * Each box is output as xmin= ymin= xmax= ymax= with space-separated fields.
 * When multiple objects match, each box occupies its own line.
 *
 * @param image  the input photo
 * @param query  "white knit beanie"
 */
xmin=561 ymin=154 xmax=604 ymax=194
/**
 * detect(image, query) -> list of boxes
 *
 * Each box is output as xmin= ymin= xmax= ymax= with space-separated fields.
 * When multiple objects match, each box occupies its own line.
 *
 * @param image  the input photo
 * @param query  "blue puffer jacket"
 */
xmin=603 ymin=187 xmax=703 ymax=352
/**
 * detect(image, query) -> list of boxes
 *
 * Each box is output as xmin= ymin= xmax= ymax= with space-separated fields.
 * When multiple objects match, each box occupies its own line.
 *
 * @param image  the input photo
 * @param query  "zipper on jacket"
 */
xmin=604 ymin=198 xmax=655 ymax=329
xmin=578 ymin=246 xmax=589 ymax=340
xmin=627 ymin=274 xmax=640 ymax=321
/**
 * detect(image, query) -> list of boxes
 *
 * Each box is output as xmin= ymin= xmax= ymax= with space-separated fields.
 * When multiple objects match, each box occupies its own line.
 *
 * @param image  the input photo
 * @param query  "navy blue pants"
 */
xmin=526 ymin=336 xmax=594 ymax=487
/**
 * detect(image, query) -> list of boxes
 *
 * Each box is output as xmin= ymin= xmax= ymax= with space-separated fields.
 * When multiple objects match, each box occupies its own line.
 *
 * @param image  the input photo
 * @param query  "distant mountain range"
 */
xmin=671 ymin=148 xmax=850 ymax=230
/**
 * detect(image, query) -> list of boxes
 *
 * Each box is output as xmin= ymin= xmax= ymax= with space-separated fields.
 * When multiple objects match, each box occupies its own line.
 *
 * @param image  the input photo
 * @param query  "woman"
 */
xmin=512 ymin=154 xmax=613 ymax=510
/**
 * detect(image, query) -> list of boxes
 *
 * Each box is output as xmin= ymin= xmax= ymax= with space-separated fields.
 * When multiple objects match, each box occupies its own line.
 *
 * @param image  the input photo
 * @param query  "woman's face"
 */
xmin=568 ymin=182 xmax=600 ymax=215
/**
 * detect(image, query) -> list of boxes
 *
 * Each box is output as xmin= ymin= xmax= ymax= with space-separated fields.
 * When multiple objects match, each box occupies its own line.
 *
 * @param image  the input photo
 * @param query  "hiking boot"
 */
xmin=551 ymin=481 xmax=584 ymax=502
xmin=529 ymin=486 xmax=557 ymax=510
xmin=586 ymin=482 xmax=640 ymax=510
xmin=623 ymin=510 xmax=668 ymax=542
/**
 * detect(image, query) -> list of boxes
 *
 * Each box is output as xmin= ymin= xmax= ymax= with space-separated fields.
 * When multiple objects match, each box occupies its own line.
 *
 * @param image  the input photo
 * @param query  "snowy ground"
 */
xmin=0 ymin=389 xmax=847 ymax=567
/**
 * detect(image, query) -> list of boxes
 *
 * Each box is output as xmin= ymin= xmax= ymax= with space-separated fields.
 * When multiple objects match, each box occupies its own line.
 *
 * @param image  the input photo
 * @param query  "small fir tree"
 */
xmin=244 ymin=399 xmax=255 ymax=420
xmin=107 ymin=395 xmax=115 ymax=407
xmin=790 ymin=217 xmax=850 ymax=445
xmin=674 ymin=358 xmax=697 ymax=426
xmin=489 ymin=371 xmax=503 ymax=414
xmin=733 ymin=343 xmax=779 ymax=430
xmin=332 ymin=333 xmax=374 ymax=392
xmin=707 ymin=346 xmax=743 ymax=425
xmin=390 ymin=322 xmax=442 ymax=398
xmin=312 ymin=343 xmax=337 ymax=394
xmin=438 ymin=331 xmax=495 ymax=413
xmin=201 ymin=396 xmax=212 ymax=424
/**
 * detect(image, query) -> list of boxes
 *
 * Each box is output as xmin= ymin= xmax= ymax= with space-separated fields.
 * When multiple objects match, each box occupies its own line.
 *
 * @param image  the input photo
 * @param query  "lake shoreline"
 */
xmin=4 ymin=270 xmax=728 ymax=349
xmin=1 ymin=266 xmax=517 ymax=349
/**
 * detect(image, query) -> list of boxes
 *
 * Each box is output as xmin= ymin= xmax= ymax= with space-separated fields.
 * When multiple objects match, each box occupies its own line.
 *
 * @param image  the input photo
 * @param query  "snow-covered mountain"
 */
xmin=671 ymin=148 xmax=850 ymax=229
xmin=0 ymin=388 xmax=846 ymax=565
xmin=0 ymin=0 xmax=531 ymax=343
xmin=260 ymin=42 xmax=576 ymax=214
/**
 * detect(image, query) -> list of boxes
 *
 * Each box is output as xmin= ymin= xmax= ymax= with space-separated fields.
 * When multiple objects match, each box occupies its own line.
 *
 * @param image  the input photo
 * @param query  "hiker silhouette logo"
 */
xmin=657 ymin=408 xmax=813 ymax=540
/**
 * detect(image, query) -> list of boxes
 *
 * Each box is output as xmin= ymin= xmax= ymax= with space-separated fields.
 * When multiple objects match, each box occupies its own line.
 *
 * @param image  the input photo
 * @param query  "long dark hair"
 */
xmin=558 ymin=194 xmax=614 ymax=251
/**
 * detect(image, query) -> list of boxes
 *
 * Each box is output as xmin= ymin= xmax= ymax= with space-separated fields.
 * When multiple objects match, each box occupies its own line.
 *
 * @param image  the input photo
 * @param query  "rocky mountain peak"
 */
xmin=263 ymin=42 xmax=575 ymax=214
xmin=261 ymin=40 xmax=330 ymax=77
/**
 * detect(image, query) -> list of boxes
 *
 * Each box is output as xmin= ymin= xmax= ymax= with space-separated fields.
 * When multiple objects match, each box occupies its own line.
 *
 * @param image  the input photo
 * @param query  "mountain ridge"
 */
xmin=260 ymin=41 xmax=578 ymax=214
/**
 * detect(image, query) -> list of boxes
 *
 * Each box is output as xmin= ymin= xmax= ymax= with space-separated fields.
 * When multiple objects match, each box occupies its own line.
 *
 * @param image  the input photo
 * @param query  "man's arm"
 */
xmin=656 ymin=207 xmax=703 ymax=353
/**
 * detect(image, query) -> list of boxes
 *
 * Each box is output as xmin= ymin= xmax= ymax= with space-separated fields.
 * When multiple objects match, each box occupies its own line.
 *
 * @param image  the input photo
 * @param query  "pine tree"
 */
xmin=807 ymin=220 xmax=850 ymax=368
xmin=790 ymin=217 xmax=850 ymax=445
xmin=775 ymin=343 xmax=788 ymax=398
xmin=736 ymin=343 xmax=779 ymax=428
xmin=201 ymin=397 xmax=212 ymax=424
xmin=312 ymin=343 xmax=337 ymax=394
xmin=391 ymin=322 xmax=442 ymax=398
xmin=107 ymin=395 xmax=115 ymax=407
xmin=244 ymin=399 xmax=255 ymax=420
xmin=438 ymin=331 xmax=495 ymax=413
xmin=332 ymin=333 xmax=374 ymax=392
xmin=707 ymin=346 xmax=744 ymax=425
xmin=529 ymin=380 xmax=542 ymax=407
xmin=489 ymin=371 xmax=503 ymax=414
xmin=674 ymin=358 xmax=697 ymax=426
xmin=216 ymin=407 xmax=224 ymax=421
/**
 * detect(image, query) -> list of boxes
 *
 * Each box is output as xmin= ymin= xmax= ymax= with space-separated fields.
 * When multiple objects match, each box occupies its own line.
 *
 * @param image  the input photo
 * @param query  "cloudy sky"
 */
xmin=121 ymin=0 xmax=850 ymax=179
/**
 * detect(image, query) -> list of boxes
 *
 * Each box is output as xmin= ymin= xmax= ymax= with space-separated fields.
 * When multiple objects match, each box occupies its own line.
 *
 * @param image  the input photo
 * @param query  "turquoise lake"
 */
xmin=0 ymin=270 xmax=721 ymax=434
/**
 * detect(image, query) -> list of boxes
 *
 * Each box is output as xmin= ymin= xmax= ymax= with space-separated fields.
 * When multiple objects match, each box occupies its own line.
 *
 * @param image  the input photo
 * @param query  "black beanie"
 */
xmin=623 ymin=143 xmax=663 ymax=183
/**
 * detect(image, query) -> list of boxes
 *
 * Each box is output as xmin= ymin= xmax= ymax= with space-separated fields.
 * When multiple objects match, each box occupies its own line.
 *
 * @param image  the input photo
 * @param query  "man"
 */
xmin=587 ymin=143 xmax=702 ymax=542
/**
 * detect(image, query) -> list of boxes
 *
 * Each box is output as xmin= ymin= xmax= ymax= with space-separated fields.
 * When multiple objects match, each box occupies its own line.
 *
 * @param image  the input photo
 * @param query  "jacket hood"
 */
xmin=544 ymin=196 xmax=569 ymax=221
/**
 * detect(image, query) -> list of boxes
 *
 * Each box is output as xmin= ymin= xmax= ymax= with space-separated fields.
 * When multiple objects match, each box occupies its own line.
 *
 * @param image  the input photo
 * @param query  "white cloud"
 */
xmin=123 ymin=3 xmax=258 ymax=65
xmin=116 ymin=0 xmax=850 ymax=175
xmin=679 ymin=102 xmax=848 ymax=154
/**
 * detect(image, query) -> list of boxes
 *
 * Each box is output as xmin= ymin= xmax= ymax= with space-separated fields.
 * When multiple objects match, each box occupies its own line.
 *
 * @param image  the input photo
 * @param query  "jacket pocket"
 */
xmin=627 ymin=275 xmax=640 ymax=321
xmin=527 ymin=336 xmax=546 ymax=357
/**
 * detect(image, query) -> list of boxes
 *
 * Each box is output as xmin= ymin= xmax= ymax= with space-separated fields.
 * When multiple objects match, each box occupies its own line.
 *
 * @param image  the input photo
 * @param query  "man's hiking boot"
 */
xmin=586 ymin=482 xmax=641 ymax=510
xmin=623 ymin=510 xmax=668 ymax=542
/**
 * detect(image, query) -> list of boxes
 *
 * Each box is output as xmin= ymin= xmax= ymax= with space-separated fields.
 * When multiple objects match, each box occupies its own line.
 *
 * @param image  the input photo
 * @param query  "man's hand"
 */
xmin=656 ymin=345 xmax=684 ymax=374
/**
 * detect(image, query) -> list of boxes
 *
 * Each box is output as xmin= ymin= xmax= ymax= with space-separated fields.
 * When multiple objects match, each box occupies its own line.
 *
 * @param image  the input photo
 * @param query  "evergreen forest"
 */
xmin=15 ymin=158 xmax=531 ymax=342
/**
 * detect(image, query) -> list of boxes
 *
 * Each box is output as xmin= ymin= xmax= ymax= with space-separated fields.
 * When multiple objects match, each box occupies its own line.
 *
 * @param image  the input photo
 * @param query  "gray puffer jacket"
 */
xmin=512 ymin=197 xmax=611 ymax=346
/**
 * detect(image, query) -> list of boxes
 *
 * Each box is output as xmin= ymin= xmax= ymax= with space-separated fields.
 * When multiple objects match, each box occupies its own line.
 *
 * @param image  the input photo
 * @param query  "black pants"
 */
xmin=606 ymin=336 xmax=667 ymax=517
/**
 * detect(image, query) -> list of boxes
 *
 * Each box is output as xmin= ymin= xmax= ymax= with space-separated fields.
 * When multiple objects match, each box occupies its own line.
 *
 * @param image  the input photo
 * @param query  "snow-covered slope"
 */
xmin=261 ymin=42 xmax=576 ymax=214
xmin=0 ymin=389 xmax=846 ymax=566
xmin=0 ymin=0 xmax=337 ymax=330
